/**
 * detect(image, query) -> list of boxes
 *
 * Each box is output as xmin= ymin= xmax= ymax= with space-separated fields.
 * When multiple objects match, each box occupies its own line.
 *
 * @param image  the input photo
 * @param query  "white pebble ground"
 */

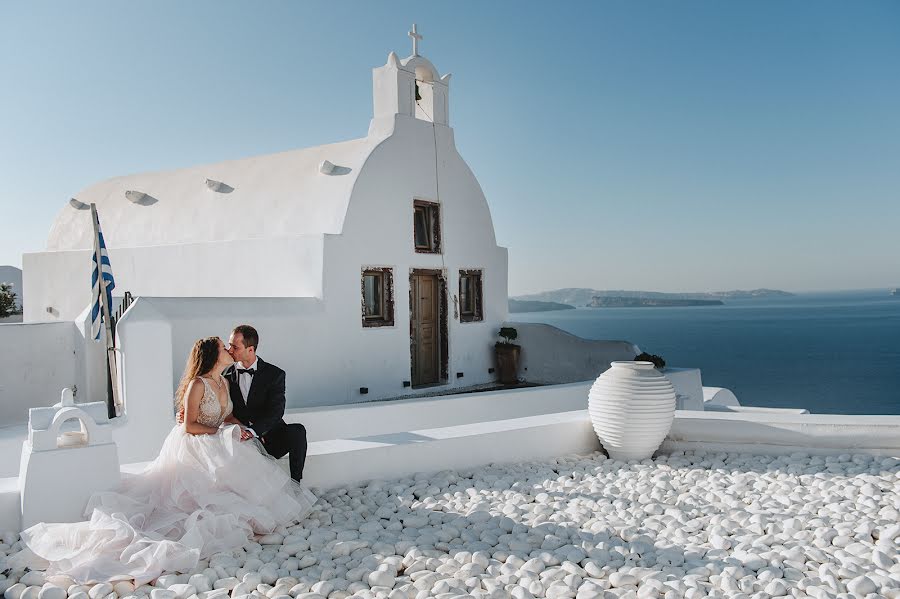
xmin=2 ymin=450 xmax=899 ymax=599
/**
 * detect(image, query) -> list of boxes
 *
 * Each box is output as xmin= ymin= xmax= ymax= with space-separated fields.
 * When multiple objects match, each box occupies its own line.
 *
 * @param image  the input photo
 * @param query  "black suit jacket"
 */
xmin=226 ymin=358 xmax=287 ymax=438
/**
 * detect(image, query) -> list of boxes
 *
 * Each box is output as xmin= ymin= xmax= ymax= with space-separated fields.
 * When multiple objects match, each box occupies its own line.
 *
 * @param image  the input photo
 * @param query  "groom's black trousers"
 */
xmin=261 ymin=422 xmax=307 ymax=481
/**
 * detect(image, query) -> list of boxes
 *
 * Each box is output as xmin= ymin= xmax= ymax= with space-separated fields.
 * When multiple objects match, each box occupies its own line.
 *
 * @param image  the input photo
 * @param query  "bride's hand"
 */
xmin=239 ymin=427 xmax=254 ymax=442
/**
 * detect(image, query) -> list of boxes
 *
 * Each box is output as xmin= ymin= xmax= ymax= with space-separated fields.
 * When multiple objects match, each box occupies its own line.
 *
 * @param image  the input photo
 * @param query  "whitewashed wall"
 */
xmin=23 ymin=236 xmax=325 ymax=322
xmin=0 ymin=305 xmax=111 ymax=426
xmin=122 ymin=294 xmax=500 ymax=411
xmin=111 ymin=298 xmax=176 ymax=463
xmin=513 ymin=322 xmax=641 ymax=383
xmin=108 ymin=115 xmax=513 ymax=409
xmin=323 ymin=114 xmax=508 ymax=400
xmin=0 ymin=322 xmax=81 ymax=425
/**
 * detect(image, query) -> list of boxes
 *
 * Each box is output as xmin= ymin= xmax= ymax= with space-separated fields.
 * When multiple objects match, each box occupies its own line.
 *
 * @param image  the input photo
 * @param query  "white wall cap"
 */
xmin=667 ymin=410 xmax=900 ymax=454
xmin=113 ymin=295 xmax=169 ymax=324
xmin=29 ymin=401 xmax=108 ymax=432
xmin=28 ymin=404 xmax=113 ymax=451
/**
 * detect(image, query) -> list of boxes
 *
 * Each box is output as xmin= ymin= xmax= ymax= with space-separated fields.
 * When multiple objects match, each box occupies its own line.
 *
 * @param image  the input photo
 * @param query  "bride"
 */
xmin=15 ymin=336 xmax=316 ymax=583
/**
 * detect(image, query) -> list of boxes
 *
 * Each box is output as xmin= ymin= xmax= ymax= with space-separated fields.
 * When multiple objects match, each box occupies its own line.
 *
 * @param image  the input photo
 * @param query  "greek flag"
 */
xmin=90 ymin=217 xmax=116 ymax=341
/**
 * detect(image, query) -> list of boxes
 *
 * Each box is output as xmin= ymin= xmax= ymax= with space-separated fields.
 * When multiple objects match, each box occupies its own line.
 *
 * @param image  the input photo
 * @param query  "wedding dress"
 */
xmin=17 ymin=376 xmax=316 ymax=583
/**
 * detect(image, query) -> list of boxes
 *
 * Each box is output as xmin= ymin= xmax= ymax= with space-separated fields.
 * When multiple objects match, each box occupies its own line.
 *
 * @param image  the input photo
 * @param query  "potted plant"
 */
xmin=634 ymin=352 xmax=666 ymax=370
xmin=494 ymin=326 xmax=520 ymax=385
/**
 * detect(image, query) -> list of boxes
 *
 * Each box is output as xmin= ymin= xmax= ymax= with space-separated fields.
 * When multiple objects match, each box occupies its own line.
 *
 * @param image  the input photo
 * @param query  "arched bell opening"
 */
xmin=55 ymin=415 xmax=90 ymax=448
xmin=414 ymin=65 xmax=437 ymax=123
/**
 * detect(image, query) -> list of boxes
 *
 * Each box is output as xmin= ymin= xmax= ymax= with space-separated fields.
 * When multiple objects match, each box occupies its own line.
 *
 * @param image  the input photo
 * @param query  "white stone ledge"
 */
xmin=304 ymin=410 xmax=600 ymax=489
xmin=703 ymin=404 xmax=810 ymax=414
xmin=663 ymin=410 xmax=900 ymax=456
xmin=0 ymin=383 xmax=592 ymax=480
xmin=286 ymin=381 xmax=593 ymax=442
xmin=0 ymin=409 xmax=600 ymax=530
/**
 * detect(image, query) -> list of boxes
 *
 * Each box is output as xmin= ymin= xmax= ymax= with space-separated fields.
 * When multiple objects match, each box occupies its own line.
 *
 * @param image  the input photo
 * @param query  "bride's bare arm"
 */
xmin=183 ymin=379 xmax=221 ymax=435
xmin=223 ymin=414 xmax=240 ymax=424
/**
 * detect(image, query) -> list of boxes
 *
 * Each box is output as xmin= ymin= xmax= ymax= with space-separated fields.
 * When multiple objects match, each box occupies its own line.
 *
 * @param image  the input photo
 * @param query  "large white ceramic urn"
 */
xmin=588 ymin=361 xmax=676 ymax=460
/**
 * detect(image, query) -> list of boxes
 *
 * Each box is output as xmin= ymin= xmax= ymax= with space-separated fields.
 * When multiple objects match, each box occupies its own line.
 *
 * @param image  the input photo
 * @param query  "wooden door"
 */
xmin=411 ymin=273 xmax=440 ymax=386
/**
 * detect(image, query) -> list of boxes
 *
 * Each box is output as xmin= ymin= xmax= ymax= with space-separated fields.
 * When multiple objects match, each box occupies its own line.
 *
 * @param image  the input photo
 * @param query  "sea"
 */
xmin=509 ymin=290 xmax=900 ymax=415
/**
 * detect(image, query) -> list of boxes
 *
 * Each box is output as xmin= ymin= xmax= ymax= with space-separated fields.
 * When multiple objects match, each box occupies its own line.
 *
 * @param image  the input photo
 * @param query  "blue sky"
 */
xmin=1 ymin=1 xmax=898 ymax=295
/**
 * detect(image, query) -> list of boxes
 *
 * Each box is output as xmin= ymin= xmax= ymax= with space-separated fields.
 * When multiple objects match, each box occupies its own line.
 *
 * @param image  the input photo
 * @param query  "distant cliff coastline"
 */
xmin=588 ymin=297 xmax=724 ymax=308
xmin=508 ymin=299 xmax=576 ymax=313
xmin=512 ymin=288 xmax=792 ymax=308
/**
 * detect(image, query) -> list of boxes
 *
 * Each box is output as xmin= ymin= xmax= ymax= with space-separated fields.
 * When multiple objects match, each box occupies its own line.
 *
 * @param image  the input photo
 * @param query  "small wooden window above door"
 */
xmin=361 ymin=267 xmax=394 ymax=327
xmin=413 ymin=200 xmax=441 ymax=253
xmin=459 ymin=269 xmax=483 ymax=323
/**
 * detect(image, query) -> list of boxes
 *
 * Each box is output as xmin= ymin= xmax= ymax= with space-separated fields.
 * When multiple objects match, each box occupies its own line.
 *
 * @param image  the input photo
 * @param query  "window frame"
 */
xmin=413 ymin=200 xmax=442 ymax=254
xmin=458 ymin=269 xmax=484 ymax=323
xmin=361 ymin=267 xmax=394 ymax=328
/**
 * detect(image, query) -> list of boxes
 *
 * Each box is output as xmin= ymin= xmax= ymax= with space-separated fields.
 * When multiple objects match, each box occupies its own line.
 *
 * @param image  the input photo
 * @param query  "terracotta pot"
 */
xmin=588 ymin=361 xmax=676 ymax=460
xmin=494 ymin=344 xmax=521 ymax=385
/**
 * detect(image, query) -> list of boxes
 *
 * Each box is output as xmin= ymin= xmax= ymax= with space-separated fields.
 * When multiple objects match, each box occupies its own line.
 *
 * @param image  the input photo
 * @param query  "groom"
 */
xmin=225 ymin=324 xmax=307 ymax=481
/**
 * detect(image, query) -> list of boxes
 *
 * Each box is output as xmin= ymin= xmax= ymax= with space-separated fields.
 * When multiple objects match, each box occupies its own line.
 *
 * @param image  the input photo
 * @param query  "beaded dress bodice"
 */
xmin=196 ymin=376 xmax=232 ymax=428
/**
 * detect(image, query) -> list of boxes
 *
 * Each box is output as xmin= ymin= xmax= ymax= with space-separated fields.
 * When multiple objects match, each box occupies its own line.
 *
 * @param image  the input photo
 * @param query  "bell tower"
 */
xmin=372 ymin=24 xmax=450 ymax=126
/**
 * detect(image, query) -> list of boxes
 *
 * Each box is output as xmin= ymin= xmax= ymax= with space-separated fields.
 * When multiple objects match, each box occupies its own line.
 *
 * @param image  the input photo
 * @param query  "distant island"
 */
xmin=588 ymin=297 xmax=724 ymax=308
xmin=511 ymin=288 xmax=793 ymax=309
xmin=508 ymin=299 xmax=576 ymax=313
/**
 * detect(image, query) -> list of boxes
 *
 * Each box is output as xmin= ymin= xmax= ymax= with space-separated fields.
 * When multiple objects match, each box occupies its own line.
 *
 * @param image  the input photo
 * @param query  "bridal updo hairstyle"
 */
xmin=175 ymin=336 xmax=222 ymax=412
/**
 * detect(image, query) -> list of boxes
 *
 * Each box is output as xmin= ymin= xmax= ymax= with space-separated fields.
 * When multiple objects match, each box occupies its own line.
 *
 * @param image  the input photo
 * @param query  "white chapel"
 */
xmin=23 ymin=27 xmax=509 ymax=405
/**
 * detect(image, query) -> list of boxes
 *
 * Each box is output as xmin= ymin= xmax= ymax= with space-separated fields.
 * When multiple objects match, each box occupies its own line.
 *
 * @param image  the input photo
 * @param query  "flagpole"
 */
xmin=90 ymin=203 xmax=121 ymax=417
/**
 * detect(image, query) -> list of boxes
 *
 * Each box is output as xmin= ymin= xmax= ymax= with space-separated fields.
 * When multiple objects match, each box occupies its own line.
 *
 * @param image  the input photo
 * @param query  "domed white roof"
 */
xmin=47 ymin=136 xmax=374 ymax=251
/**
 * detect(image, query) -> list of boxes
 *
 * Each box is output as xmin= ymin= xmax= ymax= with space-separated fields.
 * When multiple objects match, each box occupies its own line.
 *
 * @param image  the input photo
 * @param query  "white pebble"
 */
xmin=367 ymin=571 xmax=395 ymax=588
xmin=213 ymin=580 xmax=239 ymax=592
xmin=89 ymin=585 xmax=114 ymax=599
xmin=37 ymin=587 xmax=65 ymax=599
xmin=18 ymin=576 xmax=44 ymax=589
xmin=610 ymin=573 xmax=637 ymax=588
xmin=167 ymin=585 xmax=195 ymax=599
xmin=155 ymin=577 xmax=182 ymax=589
xmin=188 ymin=577 xmax=212 ymax=595
xmin=113 ymin=583 xmax=135 ymax=597
xmin=3 ymin=582 xmax=28 ymax=599
xmin=847 ymin=576 xmax=877 ymax=595
xmin=258 ymin=534 xmax=283 ymax=545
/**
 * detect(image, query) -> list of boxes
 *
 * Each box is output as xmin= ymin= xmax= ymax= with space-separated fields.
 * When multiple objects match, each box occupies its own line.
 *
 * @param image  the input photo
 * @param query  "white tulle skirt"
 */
xmin=17 ymin=424 xmax=316 ymax=584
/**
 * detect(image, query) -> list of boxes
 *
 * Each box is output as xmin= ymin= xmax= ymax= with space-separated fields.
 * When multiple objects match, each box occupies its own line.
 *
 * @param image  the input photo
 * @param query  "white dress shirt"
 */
xmin=236 ymin=358 xmax=259 ymax=437
xmin=236 ymin=358 xmax=258 ymax=402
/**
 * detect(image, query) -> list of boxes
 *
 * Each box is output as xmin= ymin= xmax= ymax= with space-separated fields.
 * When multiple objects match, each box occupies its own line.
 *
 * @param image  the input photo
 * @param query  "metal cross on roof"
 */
xmin=408 ymin=23 xmax=422 ymax=57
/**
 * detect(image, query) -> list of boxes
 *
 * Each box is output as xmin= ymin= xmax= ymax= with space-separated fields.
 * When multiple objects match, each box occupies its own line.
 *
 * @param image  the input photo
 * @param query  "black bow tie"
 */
xmin=237 ymin=368 xmax=256 ymax=376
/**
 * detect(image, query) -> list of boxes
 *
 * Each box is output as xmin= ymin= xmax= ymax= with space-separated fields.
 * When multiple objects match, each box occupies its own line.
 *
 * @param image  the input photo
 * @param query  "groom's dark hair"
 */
xmin=233 ymin=324 xmax=259 ymax=350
